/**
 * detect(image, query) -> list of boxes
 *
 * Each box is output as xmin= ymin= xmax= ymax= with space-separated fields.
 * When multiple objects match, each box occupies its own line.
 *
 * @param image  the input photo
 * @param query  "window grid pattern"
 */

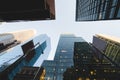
xmin=76 ymin=0 xmax=120 ymax=21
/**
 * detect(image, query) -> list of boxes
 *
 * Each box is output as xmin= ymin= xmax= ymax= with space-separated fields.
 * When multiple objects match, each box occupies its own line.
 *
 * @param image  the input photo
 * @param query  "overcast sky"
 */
xmin=0 ymin=0 xmax=120 ymax=61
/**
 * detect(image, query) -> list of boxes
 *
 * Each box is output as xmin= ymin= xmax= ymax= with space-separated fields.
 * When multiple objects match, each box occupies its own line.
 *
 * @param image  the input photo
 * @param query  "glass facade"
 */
xmin=0 ymin=34 xmax=50 ymax=80
xmin=13 ymin=66 xmax=45 ymax=80
xmin=42 ymin=34 xmax=85 ymax=80
xmin=41 ymin=34 xmax=120 ymax=80
xmin=93 ymin=35 xmax=120 ymax=66
xmin=76 ymin=0 xmax=120 ymax=21
xmin=63 ymin=42 xmax=120 ymax=80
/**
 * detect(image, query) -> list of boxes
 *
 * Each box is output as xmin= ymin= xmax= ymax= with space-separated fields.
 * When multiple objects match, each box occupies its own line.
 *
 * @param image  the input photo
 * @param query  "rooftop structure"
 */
xmin=0 ymin=30 xmax=35 ymax=53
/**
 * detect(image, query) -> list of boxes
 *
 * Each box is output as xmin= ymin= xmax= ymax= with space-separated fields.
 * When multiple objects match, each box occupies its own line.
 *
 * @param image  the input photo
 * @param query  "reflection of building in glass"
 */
xmin=0 ymin=32 xmax=51 ymax=80
xmin=63 ymin=34 xmax=120 ymax=80
xmin=76 ymin=0 xmax=120 ymax=21
xmin=13 ymin=66 xmax=45 ymax=80
xmin=42 ymin=34 xmax=85 ymax=80
xmin=0 ymin=0 xmax=55 ymax=22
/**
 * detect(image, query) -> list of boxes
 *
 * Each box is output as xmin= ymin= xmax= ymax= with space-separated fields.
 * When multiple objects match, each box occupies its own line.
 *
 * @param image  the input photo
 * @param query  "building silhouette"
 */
xmin=0 ymin=0 xmax=55 ymax=22
xmin=42 ymin=34 xmax=86 ymax=80
xmin=0 ymin=30 xmax=51 ymax=80
xmin=76 ymin=0 xmax=120 ymax=21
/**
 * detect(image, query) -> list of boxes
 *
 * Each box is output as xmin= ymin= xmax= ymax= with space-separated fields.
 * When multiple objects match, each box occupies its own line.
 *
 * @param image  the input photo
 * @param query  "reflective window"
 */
xmin=117 ymin=8 xmax=120 ymax=18
xmin=109 ymin=7 xmax=116 ymax=18
xmin=112 ymin=0 xmax=118 ymax=6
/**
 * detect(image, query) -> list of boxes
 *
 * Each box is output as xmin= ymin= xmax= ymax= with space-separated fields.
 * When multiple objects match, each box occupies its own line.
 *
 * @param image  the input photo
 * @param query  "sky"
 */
xmin=0 ymin=0 xmax=120 ymax=61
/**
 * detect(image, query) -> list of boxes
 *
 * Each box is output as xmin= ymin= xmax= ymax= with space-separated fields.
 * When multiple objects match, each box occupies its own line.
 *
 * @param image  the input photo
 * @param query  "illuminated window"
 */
xmin=104 ymin=70 xmax=107 ymax=72
xmin=76 ymin=69 xmax=78 ymax=72
xmin=90 ymin=71 xmax=94 ymax=75
xmin=78 ymin=77 xmax=82 ymax=80
xmin=96 ymin=59 xmax=99 ymax=62
xmin=112 ymin=70 xmax=115 ymax=72
xmin=86 ymin=78 xmax=90 ymax=80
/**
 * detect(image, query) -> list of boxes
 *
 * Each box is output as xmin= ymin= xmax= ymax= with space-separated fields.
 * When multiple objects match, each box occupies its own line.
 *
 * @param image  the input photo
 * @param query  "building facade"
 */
xmin=76 ymin=0 xmax=120 ymax=21
xmin=63 ymin=34 xmax=120 ymax=80
xmin=92 ymin=34 xmax=120 ymax=67
xmin=0 ymin=0 xmax=55 ymax=22
xmin=0 ymin=34 xmax=50 ymax=80
xmin=13 ymin=66 xmax=45 ymax=80
xmin=40 ymin=34 xmax=120 ymax=80
xmin=42 ymin=34 xmax=85 ymax=80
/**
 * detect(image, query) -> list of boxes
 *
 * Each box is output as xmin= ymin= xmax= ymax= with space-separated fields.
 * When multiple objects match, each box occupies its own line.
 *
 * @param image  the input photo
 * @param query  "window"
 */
xmin=112 ymin=0 xmax=118 ymax=6
xmin=109 ymin=7 xmax=115 ymax=18
xmin=117 ymin=8 xmax=120 ymax=18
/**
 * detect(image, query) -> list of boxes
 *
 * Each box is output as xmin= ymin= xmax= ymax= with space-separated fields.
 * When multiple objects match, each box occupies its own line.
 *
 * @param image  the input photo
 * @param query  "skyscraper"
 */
xmin=92 ymin=34 xmax=120 ymax=67
xmin=42 ymin=34 xmax=85 ymax=80
xmin=63 ymin=34 xmax=120 ymax=80
xmin=0 ymin=0 xmax=55 ymax=22
xmin=0 ymin=31 xmax=51 ymax=80
xmin=76 ymin=0 xmax=120 ymax=21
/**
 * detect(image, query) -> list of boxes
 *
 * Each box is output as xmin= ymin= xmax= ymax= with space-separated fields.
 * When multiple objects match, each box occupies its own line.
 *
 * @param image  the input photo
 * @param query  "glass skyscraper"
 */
xmin=63 ymin=34 xmax=120 ymax=80
xmin=42 ymin=34 xmax=85 ymax=80
xmin=92 ymin=34 xmax=120 ymax=67
xmin=42 ymin=34 xmax=120 ymax=80
xmin=76 ymin=0 xmax=120 ymax=21
xmin=0 ymin=32 xmax=51 ymax=80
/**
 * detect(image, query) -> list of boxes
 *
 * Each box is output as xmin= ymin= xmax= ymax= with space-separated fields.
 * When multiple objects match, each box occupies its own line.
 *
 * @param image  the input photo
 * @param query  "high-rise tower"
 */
xmin=92 ymin=34 xmax=120 ymax=66
xmin=0 ymin=30 xmax=51 ymax=80
xmin=63 ymin=34 xmax=120 ymax=80
xmin=42 ymin=34 xmax=85 ymax=80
